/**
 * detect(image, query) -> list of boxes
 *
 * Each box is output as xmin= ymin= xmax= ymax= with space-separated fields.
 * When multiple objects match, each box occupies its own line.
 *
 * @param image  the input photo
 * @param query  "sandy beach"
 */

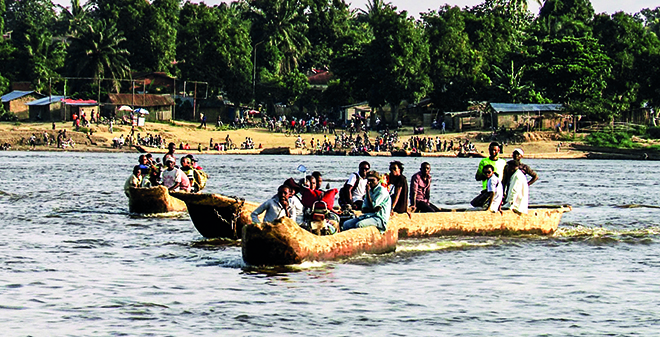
xmin=0 ymin=120 xmax=588 ymax=159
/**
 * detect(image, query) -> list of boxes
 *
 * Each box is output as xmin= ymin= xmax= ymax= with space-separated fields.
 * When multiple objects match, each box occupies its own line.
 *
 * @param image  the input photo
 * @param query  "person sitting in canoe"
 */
xmin=124 ymin=165 xmax=142 ymax=197
xmin=481 ymin=164 xmax=503 ymax=213
xmin=410 ymin=162 xmax=440 ymax=212
xmin=283 ymin=178 xmax=304 ymax=225
xmin=473 ymin=142 xmax=506 ymax=208
xmin=140 ymin=165 xmax=161 ymax=188
xmin=341 ymin=171 xmax=391 ymax=232
xmin=502 ymin=160 xmax=529 ymax=214
xmin=251 ymin=185 xmax=297 ymax=224
xmin=161 ymin=157 xmax=191 ymax=192
xmin=138 ymin=155 xmax=150 ymax=176
xmin=339 ymin=161 xmax=370 ymax=210
xmin=387 ymin=161 xmax=410 ymax=217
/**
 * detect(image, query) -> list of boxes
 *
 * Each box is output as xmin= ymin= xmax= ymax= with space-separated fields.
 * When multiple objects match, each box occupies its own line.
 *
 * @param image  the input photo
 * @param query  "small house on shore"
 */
xmin=1 ymin=90 xmax=44 ymax=120
xmin=106 ymin=93 xmax=175 ymax=121
xmin=26 ymin=96 xmax=66 ymax=121
xmin=487 ymin=103 xmax=566 ymax=130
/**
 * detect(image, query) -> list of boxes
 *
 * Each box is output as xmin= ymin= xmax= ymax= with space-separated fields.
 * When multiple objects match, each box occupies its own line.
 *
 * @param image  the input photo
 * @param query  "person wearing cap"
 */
xmin=185 ymin=154 xmax=203 ymax=170
xmin=502 ymin=160 xmax=529 ymax=214
xmin=475 ymin=141 xmax=507 ymax=192
xmin=506 ymin=148 xmax=538 ymax=187
xmin=161 ymin=157 xmax=191 ymax=192
xmin=341 ymin=170 xmax=391 ymax=232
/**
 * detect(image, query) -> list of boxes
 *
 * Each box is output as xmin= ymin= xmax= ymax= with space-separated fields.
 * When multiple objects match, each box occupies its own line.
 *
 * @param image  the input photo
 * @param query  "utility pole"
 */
xmin=253 ymin=41 xmax=264 ymax=107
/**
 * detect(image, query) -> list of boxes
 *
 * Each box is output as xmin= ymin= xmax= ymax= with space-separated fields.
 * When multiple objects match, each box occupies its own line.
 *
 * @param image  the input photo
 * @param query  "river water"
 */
xmin=2 ymin=152 xmax=660 ymax=336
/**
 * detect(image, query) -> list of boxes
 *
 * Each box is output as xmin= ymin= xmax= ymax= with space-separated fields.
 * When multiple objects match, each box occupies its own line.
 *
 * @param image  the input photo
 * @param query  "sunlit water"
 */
xmin=1 ymin=151 xmax=660 ymax=336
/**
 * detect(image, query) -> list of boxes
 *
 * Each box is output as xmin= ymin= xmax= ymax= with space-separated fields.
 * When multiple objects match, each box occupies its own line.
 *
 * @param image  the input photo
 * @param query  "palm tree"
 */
xmin=250 ymin=0 xmax=310 ymax=75
xmin=57 ymin=0 xmax=93 ymax=37
xmin=66 ymin=20 xmax=131 ymax=92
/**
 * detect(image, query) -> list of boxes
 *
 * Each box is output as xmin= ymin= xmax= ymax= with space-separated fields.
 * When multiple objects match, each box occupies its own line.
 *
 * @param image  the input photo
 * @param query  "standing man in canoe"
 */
xmin=163 ymin=142 xmax=176 ymax=164
xmin=342 ymin=171 xmax=391 ymax=232
xmin=474 ymin=142 xmax=507 ymax=207
xmin=502 ymin=160 xmax=529 ymax=214
xmin=251 ymin=185 xmax=295 ymax=224
xmin=501 ymin=148 xmax=538 ymax=194
xmin=410 ymin=162 xmax=440 ymax=213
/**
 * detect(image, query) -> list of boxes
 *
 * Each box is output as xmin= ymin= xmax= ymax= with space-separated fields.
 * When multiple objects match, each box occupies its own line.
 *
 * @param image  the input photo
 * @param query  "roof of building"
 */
xmin=107 ymin=93 xmax=175 ymax=107
xmin=25 ymin=96 xmax=67 ymax=106
xmin=62 ymin=98 xmax=98 ymax=106
xmin=489 ymin=103 xmax=563 ymax=113
xmin=1 ymin=90 xmax=41 ymax=103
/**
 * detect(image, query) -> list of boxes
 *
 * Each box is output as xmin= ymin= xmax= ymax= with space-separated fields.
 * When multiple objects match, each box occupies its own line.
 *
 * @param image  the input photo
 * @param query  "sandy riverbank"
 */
xmin=0 ymin=120 xmax=587 ymax=159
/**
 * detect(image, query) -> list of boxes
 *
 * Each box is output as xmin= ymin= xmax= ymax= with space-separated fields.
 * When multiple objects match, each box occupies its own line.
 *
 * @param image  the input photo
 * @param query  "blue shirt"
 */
xmin=364 ymin=184 xmax=392 ymax=227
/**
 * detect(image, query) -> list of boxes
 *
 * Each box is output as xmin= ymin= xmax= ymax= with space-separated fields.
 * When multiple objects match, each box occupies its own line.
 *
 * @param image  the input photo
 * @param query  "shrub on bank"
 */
xmin=586 ymin=131 xmax=637 ymax=148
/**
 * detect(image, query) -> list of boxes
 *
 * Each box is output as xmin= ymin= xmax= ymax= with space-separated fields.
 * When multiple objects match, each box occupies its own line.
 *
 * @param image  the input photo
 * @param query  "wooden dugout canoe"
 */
xmin=394 ymin=205 xmax=572 ymax=238
xmin=127 ymin=185 xmax=187 ymax=214
xmin=170 ymin=192 xmax=259 ymax=239
xmin=241 ymin=216 xmax=398 ymax=266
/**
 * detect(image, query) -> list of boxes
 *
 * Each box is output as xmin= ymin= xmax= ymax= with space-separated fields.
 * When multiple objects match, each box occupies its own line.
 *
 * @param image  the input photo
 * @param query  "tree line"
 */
xmin=0 ymin=0 xmax=659 ymax=125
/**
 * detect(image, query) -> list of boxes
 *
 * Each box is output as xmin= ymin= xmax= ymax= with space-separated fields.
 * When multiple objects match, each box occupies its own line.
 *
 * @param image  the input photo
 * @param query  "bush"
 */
xmin=647 ymin=126 xmax=660 ymax=139
xmin=585 ymin=131 xmax=637 ymax=148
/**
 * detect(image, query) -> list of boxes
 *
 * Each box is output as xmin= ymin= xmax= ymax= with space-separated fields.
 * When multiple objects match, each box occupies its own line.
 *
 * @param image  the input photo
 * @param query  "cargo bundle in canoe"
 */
xmin=127 ymin=185 xmax=187 ymax=214
xmin=170 ymin=192 xmax=259 ymax=239
xmin=394 ymin=205 xmax=571 ymax=238
xmin=241 ymin=217 xmax=398 ymax=266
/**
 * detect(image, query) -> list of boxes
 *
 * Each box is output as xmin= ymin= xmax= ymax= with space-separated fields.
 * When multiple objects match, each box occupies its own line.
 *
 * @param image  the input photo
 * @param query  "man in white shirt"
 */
xmin=483 ymin=164 xmax=503 ymax=213
xmin=503 ymin=160 xmax=529 ymax=214
xmin=342 ymin=161 xmax=370 ymax=209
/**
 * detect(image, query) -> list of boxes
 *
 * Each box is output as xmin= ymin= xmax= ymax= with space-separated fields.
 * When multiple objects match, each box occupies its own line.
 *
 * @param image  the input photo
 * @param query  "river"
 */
xmin=1 ymin=152 xmax=659 ymax=336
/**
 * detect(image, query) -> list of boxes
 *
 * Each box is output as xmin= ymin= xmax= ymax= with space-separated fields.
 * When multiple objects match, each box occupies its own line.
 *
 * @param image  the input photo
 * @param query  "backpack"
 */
xmin=193 ymin=169 xmax=209 ymax=191
xmin=338 ymin=173 xmax=360 ymax=205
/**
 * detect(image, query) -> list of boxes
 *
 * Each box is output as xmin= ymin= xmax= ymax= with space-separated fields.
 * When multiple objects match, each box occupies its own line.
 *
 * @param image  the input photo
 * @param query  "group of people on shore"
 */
xmin=124 ymin=142 xmax=208 ymax=196
xmin=402 ymin=136 xmax=477 ymax=154
xmin=251 ymin=142 xmax=538 ymax=235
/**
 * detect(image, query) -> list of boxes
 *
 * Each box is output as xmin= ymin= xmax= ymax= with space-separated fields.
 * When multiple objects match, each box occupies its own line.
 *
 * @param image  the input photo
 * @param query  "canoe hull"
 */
xmin=242 ymin=217 xmax=398 ymax=265
xmin=127 ymin=186 xmax=187 ymax=214
xmin=170 ymin=192 xmax=258 ymax=239
xmin=394 ymin=206 xmax=571 ymax=238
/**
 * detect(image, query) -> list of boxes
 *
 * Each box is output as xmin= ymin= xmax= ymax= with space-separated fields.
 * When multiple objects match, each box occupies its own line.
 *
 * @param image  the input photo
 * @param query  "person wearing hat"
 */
xmin=502 ymin=160 xmax=529 ymax=214
xmin=341 ymin=170 xmax=391 ymax=232
xmin=511 ymin=148 xmax=538 ymax=186
xmin=185 ymin=154 xmax=203 ymax=170
xmin=501 ymin=148 xmax=538 ymax=202
xmin=161 ymin=156 xmax=191 ymax=192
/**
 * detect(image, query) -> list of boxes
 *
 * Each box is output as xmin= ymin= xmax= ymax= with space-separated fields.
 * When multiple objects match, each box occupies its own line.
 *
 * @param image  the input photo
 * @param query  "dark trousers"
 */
xmin=414 ymin=201 xmax=440 ymax=213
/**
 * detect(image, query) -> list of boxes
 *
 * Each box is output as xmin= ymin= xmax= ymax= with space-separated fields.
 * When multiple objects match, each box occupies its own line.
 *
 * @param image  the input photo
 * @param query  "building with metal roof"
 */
xmin=1 ymin=90 xmax=44 ymax=120
xmin=486 ymin=102 xmax=567 ymax=130
xmin=489 ymin=103 xmax=563 ymax=113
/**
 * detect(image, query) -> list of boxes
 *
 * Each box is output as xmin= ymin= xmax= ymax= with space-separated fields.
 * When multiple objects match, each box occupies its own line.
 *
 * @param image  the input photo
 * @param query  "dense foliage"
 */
xmin=0 ymin=0 xmax=659 ymax=122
